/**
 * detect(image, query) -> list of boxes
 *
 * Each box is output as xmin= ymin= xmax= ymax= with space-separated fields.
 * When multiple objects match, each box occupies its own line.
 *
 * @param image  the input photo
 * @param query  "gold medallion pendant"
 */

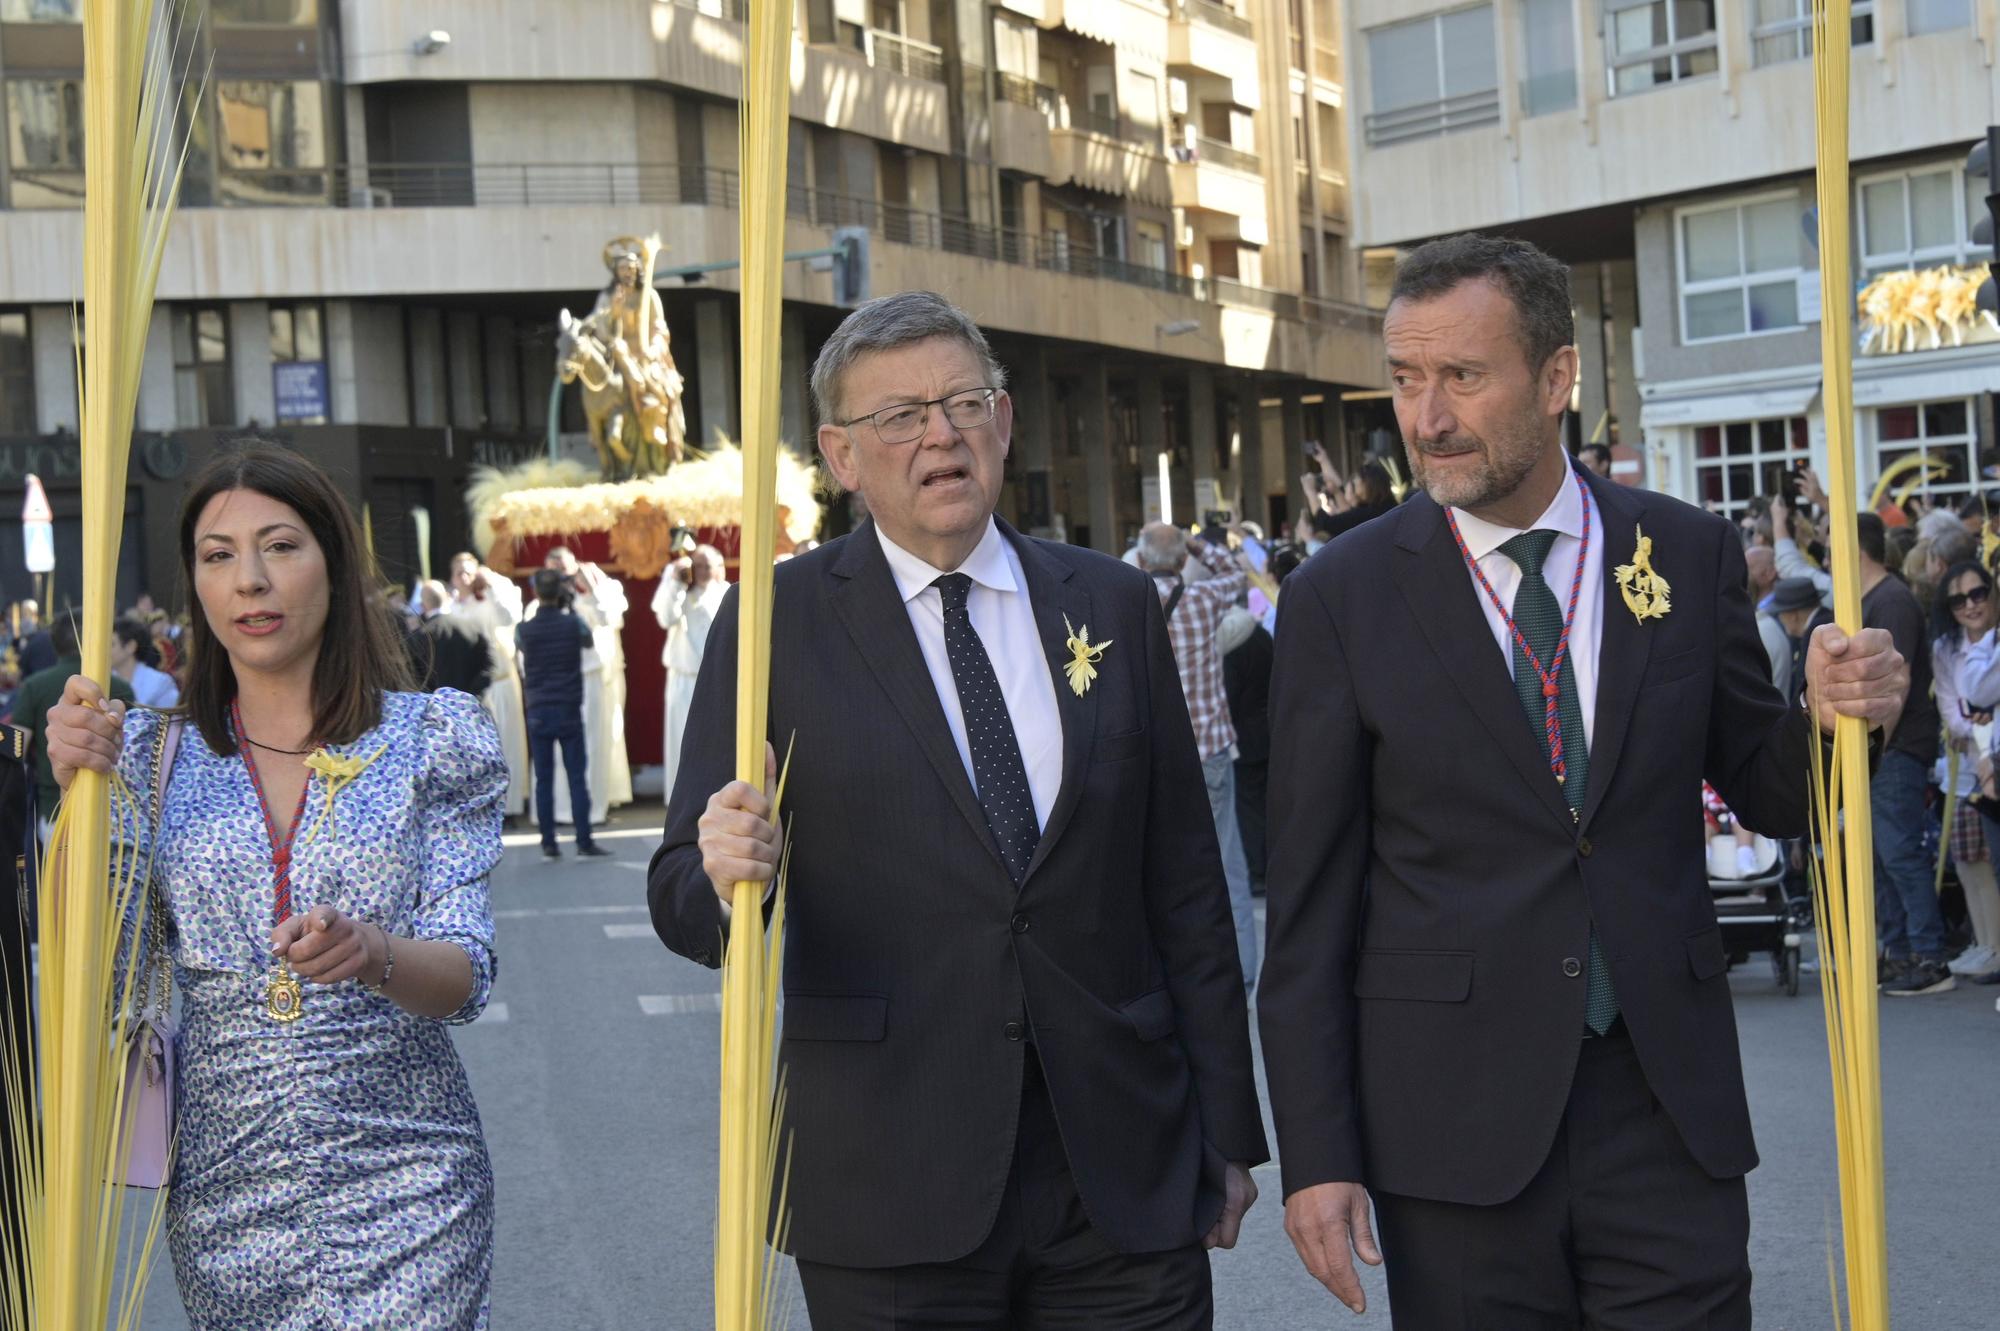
xmin=266 ymin=964 xmax=303 ymax=1024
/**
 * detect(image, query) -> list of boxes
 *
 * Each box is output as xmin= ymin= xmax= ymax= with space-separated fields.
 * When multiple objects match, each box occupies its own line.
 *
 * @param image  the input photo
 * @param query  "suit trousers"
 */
xmin=1371 ymin=1025 xmax=1751 ymax=1331
xmin=527 ymin=704 xmax=594 ymax=847
xmin=794 ymin=1056 xmax=1213 ymax=1330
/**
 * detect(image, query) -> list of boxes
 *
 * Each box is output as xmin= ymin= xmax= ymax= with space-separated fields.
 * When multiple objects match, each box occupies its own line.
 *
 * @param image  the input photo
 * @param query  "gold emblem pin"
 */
xmin=1614 ymin=525 xmax=1672 ymax=624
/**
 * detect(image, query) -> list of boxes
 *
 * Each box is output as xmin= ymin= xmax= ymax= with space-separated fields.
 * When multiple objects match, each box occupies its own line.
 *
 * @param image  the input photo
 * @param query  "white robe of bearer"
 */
xmin=455 ymin=578 xmax=531 ymax=817
xmin=651 ymin=575 xmax=728 ymax=803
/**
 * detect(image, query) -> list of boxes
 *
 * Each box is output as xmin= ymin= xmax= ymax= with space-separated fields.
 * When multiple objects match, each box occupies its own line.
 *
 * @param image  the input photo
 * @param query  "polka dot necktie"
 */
xmin=935 ymin=574 xmax=1041 ymax=884
xmin=1499 ymin=530 xmax=1621 ymax=1037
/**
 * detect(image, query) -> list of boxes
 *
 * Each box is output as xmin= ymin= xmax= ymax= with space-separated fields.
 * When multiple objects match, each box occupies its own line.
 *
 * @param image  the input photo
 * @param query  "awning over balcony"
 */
xmin=1851 ymin=343 xmax=2000 ymax=410
xmin=1638 ymin=368 xmax=1821 ymax=430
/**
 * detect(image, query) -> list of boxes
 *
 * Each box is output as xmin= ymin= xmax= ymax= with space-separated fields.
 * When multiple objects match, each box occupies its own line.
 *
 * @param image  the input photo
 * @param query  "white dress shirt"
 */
xmin=1449 ymin=473 xmax=1604 ymax=747
xmin=876 ymin=520 xmax=1064 ymax=830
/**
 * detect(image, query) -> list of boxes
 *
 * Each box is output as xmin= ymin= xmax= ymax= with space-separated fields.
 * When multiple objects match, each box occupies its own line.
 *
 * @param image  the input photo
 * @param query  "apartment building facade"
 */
xmin=1342 ymin=0 xmax=1997 ymax=514
xmin=0 ymin=0 xmax=1387 ymax=618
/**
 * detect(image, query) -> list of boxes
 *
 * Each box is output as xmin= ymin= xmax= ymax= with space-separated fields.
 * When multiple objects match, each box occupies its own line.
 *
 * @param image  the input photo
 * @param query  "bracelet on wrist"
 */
xmin=365 ymin=925 xmax=396 ymax=995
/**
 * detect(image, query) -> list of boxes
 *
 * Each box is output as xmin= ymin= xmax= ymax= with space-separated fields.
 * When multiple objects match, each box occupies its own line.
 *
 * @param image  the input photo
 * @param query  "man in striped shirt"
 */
xmin=1136 ymin=522 xmax=1257 ymax=989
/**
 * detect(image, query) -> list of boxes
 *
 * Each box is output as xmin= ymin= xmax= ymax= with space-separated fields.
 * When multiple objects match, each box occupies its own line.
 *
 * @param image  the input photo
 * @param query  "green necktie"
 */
xmin=1498 ymin=529 xmax=1620 ymax=1037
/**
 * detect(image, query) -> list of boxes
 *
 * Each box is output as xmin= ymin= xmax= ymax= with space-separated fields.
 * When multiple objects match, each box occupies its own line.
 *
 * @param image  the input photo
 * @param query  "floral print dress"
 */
xmin=119 ymin=690 xmax=505 ymax=1331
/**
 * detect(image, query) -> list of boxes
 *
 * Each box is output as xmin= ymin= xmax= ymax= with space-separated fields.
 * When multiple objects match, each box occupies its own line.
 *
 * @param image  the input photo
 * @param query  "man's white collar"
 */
xmin=876 ymin=519 xmax=1018 ymax=604
xmin=1449 ymin=474 xmax=1586 ymax=562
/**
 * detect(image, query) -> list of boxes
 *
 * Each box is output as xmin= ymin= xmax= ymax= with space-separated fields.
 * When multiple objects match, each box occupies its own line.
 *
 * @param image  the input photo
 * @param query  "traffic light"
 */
xmin=1970 ymin=129 xmax=2000 ymax=320
xmin=832 ymin=227 xmax=870 ymax=307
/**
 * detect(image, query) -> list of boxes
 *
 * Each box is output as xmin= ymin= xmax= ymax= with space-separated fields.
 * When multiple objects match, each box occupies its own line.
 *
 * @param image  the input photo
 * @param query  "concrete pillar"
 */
xmin=695 ymin=298 xmax=738 ymax=445
xmin=30 ymin=306 xmax=78 ymax=434
xmin=228 ymin=301 xmax=274 ymax=428
xmin=1233 ymin=379 xmax=1265 ymax=528
xmin=1077 ymin=358 xmax=1116 ymax=553
xmin=1571 ymin=262 xmax=1609 ymax=450
xmin=1136 ymin=372 xmax=1167 ymax=523
xmin=137 ymin=307 xmax=175 ymax=432
xmin=484 ymin=315 xmax=519 ymax=430
xmin=1188 ymin=367 xmax=1219 ymax=519
xmin=447 ymin=310 xmax=485 ymax=429
xmin=1014 ymin=346 xmax=1058 ymax=537
xmin=781 ymin=305 xmax=809 ymax=451
xmin=326 ymin=300 xmax=360 ymax=426
xmin=408 ymin=308 xmax=447 ymax=428
xmin=1606 ymin=258 xmax=1643 ymax=480
xmin=1279 ymin=388 xmax=1306 ymax=521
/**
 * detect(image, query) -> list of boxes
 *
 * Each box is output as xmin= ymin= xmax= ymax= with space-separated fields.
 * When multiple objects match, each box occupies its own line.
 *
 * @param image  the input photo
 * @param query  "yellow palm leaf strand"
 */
xmin=715 ymin=0 xmax=795 ymax=1320
xmin=1809 ymin=3 xmax=1890 ymax=1326
xmin=7 ymin=2 xmax=201 ymax=1329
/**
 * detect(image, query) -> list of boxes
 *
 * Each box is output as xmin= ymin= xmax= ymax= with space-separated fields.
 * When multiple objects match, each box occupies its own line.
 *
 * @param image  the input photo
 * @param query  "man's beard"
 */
xmin=1408 ymin=425 xmax=1542 ymax=512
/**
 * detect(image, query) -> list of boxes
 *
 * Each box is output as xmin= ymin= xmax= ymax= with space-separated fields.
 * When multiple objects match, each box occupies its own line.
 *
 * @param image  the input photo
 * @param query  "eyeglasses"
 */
xmin=1948 ymin=585 xmax=1991 ymax=612
xmin=840 ymin=388 xmax=998 ymax=444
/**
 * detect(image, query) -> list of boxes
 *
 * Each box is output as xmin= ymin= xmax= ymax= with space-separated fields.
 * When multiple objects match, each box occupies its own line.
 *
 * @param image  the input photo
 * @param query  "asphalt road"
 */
xmin=137 ymin=804 xmax=2000 ymax=1329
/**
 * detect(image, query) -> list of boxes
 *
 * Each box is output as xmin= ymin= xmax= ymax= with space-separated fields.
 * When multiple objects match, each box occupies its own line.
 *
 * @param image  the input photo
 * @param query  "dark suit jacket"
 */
xmin=407 ymin=615 xmax=495 ymax=699
xmin=649 ymin=519 xmax=1269 ymax=1268
xmin=1259 ymin=474 xmax=1809 ymax=1208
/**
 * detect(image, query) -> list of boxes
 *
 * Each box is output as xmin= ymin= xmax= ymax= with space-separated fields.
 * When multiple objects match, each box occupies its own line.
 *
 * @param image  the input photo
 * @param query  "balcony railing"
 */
xmin=869 ymin=29 xmax=946 ymax=83
xmin=1193 ymin=136 xmax=1259 ymax=173
xmin=1363 ymin=88 xmax=1502 ymax=148
xmin=1184 ymin=0 xmax=1252 ymax=38
xmin=1 ymin=157 xmax=1382 ymax=335
xmin=993 ymin=70 xmax=1060 ymax=115
xmin=1066 ymin=106 xmax=1123 ymax=139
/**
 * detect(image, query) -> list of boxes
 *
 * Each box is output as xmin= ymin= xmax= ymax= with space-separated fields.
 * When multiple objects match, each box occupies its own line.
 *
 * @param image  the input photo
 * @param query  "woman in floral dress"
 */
xmin=47 ymin=446 xmax=505 ymax=1331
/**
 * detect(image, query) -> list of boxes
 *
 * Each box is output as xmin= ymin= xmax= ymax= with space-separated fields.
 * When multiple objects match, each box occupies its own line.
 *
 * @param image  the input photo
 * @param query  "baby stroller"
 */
xmin=1703 ymin=785 xmax=1811 ymax=996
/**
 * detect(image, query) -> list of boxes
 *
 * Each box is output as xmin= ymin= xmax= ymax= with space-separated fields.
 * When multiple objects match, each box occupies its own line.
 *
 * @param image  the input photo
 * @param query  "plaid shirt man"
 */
xmin=1154 ymin=542 xmax=1248 ymax=762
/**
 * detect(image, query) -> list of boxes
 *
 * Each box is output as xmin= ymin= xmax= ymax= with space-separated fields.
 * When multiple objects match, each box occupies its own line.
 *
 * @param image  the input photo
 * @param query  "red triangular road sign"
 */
xmin=21 ymin=473 xmax=52 ymax=524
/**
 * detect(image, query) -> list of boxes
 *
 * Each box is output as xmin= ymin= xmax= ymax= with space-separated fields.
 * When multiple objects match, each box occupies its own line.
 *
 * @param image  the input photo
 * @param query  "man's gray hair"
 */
xmin=810 ymin=290 xmax=1008 ymax=426
xmin=1134 ymin=522 xmax=1188 ymax=574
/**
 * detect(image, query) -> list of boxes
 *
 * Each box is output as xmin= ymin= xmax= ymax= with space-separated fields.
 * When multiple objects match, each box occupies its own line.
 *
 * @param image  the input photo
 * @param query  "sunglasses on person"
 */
xmin=1947 ymin=585 xmax=1991 ymax=612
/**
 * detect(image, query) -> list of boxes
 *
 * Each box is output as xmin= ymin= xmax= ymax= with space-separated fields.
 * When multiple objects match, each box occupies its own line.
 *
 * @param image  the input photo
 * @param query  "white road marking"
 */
xmin=602 ymin=923 xmax=656 ymax=939
xmin=502 ymin=826 xmax=662 ymax=848
xmin=480 ymin=1002 xmax=511 ymax=1024
xmin=638 ymin=993 xmax=723 ymax=1016
xmin=494 ymin=904 xmax=649 ymax=920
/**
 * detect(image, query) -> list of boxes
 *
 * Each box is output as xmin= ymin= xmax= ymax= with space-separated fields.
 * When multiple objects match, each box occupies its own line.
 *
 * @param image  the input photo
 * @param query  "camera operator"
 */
xmin=516 ymin=569 xmax=612 ymax=861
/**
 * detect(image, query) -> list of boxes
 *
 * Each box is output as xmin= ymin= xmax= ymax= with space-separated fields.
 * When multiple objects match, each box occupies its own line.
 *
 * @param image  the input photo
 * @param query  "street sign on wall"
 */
xmin=273 ymin=360 xmax=330 ymax=423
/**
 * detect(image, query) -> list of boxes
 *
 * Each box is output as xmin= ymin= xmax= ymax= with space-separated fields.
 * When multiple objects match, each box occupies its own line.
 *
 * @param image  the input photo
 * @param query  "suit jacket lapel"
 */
xmin=826 ymin=523 xmax=1012 ymax=878
xmin=1005 ymin=522 xmax=1095 ymax=884
xmin=1393 ymin=497 xmax=1579 ymax=833
xmin=1579 ymin=476 xmax=1654 ymax=831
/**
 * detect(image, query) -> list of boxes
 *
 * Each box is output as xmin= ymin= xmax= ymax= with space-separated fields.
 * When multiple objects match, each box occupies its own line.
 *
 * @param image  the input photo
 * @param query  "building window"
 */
xmin=1676 ymin=194 xmax=1803 ymax=343
xmin=172 ymin=307 xmax=234 ymax=428
xmin=5 ymin=79 xmax=85 ymax=208
xmin=1907 ymin=0 xmax=1972 ymax=36
xmin=211 ymin=0 xmax=317 ymax=21
xmin=1872 ymin=400 xmax=1976 ymax=501
xmin=1750 ymin=0 xmax=1874 ymax=65
xmin=1693 ymin=416 xmax=1809 ymax=517
xmin=1858 ymin=163 xmax=1992 ymax=277
xmin=0 ymin=0 xmax=78 ymax=17
xmin=216 ymin=80 xmax=328 ymax=203
xmin=1605 ymin=0 xmax=1718 ymax=97
xmin=1363 ymin=6 xmax=1499 ymax=148
xmin=1134 ymin=220 xmax=1168 ymax=271
xmin=1519 ymin=0 xmax=1577 ymax=116
xmin=0 ymin=312 xmax=34 ymax=435
xmin=269 ymin=302 xmax=329 ymax=425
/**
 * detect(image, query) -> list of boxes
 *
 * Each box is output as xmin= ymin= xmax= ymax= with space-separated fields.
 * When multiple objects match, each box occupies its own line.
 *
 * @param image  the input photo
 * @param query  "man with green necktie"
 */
xmin=1257 ymin=234 xmax=1909 ymax=1328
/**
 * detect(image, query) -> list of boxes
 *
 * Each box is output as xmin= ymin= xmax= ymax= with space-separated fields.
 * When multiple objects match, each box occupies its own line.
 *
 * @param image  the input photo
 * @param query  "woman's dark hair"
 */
xmin=1354 ymin=461 xmax=1393 ymax=507
xmin=178 ymin=444 xmax=413 ymax=755
xmin=113 ymin=616 xmax=160 ymax=668
xmin=1931 ymin=559 xmax=1994 ymax=644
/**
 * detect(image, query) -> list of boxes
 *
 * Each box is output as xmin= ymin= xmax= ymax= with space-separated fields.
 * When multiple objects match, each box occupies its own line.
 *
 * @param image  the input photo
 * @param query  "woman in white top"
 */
xmin=1933 ymin=560 xmax=2000 ymax=980
xmin=112 ymin=615 xmax=180 ymax=708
